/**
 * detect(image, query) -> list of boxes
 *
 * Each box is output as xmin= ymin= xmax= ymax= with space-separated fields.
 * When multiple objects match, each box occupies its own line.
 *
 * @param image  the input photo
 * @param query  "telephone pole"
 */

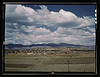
xmin=67 ymin=60 xmax=70 ymax=72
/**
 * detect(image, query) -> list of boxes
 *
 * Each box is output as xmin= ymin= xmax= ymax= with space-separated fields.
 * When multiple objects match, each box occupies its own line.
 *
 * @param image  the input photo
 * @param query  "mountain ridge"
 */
xmin=5 ymin=43 xmax=95 ymax=50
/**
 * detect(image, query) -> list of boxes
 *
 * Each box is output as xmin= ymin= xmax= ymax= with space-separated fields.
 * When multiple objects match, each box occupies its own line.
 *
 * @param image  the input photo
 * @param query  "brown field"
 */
xmin=5 ymin=47 xmax=95 ymax=72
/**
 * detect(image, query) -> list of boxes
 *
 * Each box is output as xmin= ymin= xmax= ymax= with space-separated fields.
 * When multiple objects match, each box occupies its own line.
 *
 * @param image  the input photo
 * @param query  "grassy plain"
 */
xmin=5 ymin=47 xmax=95 ymax=72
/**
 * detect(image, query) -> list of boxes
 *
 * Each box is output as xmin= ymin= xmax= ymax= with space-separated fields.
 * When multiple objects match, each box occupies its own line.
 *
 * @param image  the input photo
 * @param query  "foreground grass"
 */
xmin=5 ymin=48 xmax=95 ymax=72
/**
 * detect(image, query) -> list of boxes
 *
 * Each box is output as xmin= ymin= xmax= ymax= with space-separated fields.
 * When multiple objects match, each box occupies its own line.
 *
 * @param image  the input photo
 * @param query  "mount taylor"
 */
xmin=5 ymin=43 xmax=95 ymax=50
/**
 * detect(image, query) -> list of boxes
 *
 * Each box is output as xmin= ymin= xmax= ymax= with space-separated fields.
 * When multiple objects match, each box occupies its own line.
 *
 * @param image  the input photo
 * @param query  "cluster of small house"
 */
xmin=5 ymin=47 xmax=95 ymax=55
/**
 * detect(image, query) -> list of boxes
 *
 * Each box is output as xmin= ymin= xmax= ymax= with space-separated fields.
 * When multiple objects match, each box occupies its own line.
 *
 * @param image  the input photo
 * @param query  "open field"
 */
xmin=5 ymin=47 xmax=95 ymax=72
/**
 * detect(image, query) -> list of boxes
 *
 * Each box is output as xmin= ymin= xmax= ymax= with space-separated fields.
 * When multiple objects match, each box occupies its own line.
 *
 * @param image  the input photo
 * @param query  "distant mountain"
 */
xmin=5 ymin=43 xmax=26 ymax=48
xmin=5 ymin=43 xmax=95 ymax=50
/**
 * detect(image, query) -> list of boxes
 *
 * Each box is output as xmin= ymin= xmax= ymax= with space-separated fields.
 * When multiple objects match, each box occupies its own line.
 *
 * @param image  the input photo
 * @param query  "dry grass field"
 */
xmin=5 ymin=47 xmax=95 ymax=72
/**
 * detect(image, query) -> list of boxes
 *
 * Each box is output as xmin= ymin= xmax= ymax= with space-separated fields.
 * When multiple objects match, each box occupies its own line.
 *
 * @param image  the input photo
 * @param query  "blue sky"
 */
xmin=23 ymin=5 xmax=95 ymax=17
xmin=5 ymin=4 xmax=96 ymax=45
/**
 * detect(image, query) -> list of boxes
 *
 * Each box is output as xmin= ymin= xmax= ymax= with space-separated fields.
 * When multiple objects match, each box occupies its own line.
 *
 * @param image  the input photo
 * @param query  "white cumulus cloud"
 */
xmin=5 ymin=4 xmax=95 ymax=45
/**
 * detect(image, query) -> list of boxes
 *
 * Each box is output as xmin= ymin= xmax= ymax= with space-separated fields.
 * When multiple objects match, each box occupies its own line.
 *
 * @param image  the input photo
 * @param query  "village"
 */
xmin=5 ymin=47 xmax=95 ymax=55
